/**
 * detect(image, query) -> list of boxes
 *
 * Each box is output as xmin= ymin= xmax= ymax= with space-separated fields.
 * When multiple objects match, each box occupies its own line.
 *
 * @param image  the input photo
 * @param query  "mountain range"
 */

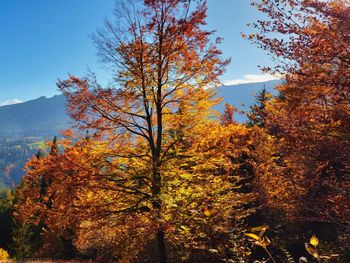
xmin=0 ymin=80 xmax=280 ymax=185
xmin=0 ymin=80 xmax=280 ymax=138
xmin=0 ymin=95 xmax=70 ymax=137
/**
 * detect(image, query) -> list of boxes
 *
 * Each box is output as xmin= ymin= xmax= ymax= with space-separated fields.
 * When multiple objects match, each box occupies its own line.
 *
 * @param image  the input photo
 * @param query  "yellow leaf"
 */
xmin=203 ymin=209 xmax=211 ymax=217
xmin=310 ymin=235 xmax=319 ymax=247
xmin=245 ymin=233 xmax=260 ymax=241
xmin=180 ymin=225 xmax=190 ymax=232
xmin=251 ymin=225 xmax=269 ymax=232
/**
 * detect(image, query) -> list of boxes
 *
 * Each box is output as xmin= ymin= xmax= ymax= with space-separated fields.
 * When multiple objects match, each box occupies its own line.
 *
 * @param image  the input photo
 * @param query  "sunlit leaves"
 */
xmin=245 ymin=233 xmax=260 ymax=241
xmin=310 ymin=235 xmax=319 ymax=247
xmin=248 ymin=0 xmax=350 ymax=228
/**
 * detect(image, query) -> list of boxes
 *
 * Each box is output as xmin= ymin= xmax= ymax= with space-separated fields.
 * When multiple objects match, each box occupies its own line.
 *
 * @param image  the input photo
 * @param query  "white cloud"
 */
xmin=0 ymin=99 xmax=23 ymax=107
xmin=223 ymin=74 xmax=280 ymax=86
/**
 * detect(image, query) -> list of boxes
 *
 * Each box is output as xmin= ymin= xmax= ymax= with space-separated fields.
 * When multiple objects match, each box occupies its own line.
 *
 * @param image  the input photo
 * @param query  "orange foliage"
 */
xmin=249 ymin=0 xmax=350 ymax=227
xmin=15 ymin=0 xmax=263 ymax=261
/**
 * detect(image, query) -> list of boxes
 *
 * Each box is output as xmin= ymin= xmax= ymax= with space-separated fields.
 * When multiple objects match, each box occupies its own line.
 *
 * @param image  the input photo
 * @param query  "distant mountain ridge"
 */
xmin=0 ymin=94 xmax=70 ymax=137
xmin=0 ymin=80 xmax=281 ymax=137
xmin=0 ymin=80 xmax=281 ymax=186
xmin=217 ymin=79 xmax=280 ymax=122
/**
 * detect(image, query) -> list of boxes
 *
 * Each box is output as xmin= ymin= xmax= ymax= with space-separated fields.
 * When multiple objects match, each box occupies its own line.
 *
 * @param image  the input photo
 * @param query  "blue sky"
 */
xmin=0 ymin=0 xmax=276 ymax=105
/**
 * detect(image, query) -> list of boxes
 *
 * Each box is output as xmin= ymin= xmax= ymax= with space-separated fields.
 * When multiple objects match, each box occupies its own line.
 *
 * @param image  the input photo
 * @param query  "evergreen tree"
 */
xmin=0 ymin=187 xmax=14 ymax=253
xmin=49 ymin=136 xmax=59 ymax=157
xmin=247 ymin=87 xmax=272 ymax=128
xmin=11 ymin=181 xmax=43 ymax=259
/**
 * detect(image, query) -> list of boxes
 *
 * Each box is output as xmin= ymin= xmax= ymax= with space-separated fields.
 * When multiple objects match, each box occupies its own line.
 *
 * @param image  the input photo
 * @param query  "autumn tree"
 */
xmin=12 ymin=126 xmax=258 ymax=261
xmin=247 ymin=0 xmax=350 ymax=257
xmin=220 ymin=103 xmax=236 ymax=125
xmin=13 ymin=136 xmax=78 ymax=259
xmin=57 ymin=0 xmax=230 ymax=262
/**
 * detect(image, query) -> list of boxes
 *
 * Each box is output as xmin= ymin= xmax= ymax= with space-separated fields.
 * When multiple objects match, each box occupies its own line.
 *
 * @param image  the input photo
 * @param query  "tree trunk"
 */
xmin=152 ymin=164 xmax=167 ymax=263
xmin=156 ymin=229 xmax=167 ymax=263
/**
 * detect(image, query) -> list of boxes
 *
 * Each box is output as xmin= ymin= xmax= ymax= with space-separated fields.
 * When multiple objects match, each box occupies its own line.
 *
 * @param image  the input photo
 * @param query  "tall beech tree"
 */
xmin=58 ymin=0 xmax=229 ymax=262
xmin=14 ymin=125 xmax=257 ymax=261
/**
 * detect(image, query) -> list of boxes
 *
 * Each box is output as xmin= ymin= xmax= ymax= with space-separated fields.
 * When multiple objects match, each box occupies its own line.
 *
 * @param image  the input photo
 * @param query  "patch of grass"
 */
xmin=27 ymin=141 xmax=46 ymax=150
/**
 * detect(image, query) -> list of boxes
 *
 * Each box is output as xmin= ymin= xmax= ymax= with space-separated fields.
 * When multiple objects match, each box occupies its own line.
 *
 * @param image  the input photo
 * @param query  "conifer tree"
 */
xmin=247 ymin=87 xmax=272 ymax=128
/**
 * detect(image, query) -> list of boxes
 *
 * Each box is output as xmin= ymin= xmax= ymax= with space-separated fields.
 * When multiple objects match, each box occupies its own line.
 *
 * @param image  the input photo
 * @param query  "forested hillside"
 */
xmin=0 ymin=95 xmax=69 ymax=186
xmin=0 ymin=137 xmax=44 ymax=185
